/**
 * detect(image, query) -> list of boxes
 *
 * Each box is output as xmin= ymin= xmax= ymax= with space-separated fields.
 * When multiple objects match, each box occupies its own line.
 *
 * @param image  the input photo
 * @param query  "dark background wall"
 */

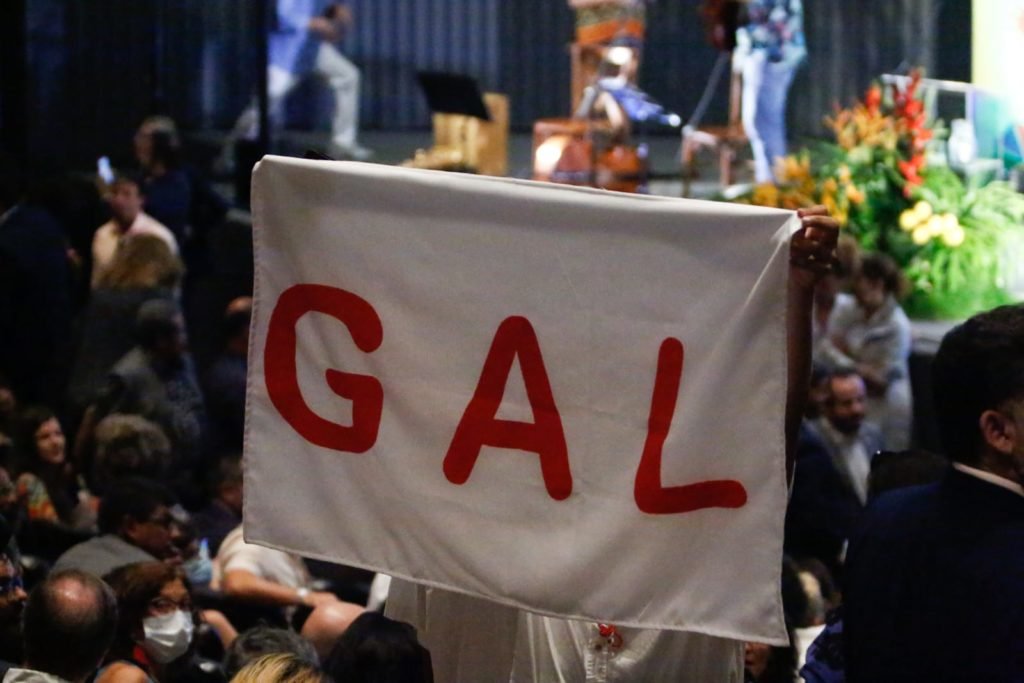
xmin=1 ymin=0 xmax=968 ymax=176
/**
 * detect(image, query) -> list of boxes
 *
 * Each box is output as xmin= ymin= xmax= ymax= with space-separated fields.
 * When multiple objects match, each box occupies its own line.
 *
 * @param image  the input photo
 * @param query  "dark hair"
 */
xmin=135 ymin=298 xmax=182 ymax=349
xmin=110 ymin=173 xmax=144 ymax=194
xmin=13 ymin=405 xmax=58 ymax=468
xmin=224 ymin=306 xmax=253 ymax=342
xmin=148 ymin=130 xmax=181 ymax=171
xmin=868 ymin=449 xmax=948 ymax=500
xmin=324 ymin=612 xmax=433 ymax=683
xmin=97 ymin=476 xmax=176 ymax=534
xmin=92 ymin=414 xmax=172 ymax=494
xmin=22 ymin=569 xmax=118 ymax=680
xmin=858 ymin=252 xmax=906 ymax=299
xmin=103 ymin=561 xmax=190 ymax=661
xmin=932 ymin=304 xmax=1024 ymax=463
xmin=205 ymin=453 xmax=243 ymax=498
xmin=223 ymin=626 xmax=319 ymax=678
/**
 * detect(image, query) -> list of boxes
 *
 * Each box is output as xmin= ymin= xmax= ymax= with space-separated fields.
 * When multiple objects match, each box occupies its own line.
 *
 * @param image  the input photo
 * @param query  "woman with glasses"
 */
xmin=96 ymin=562 xmax=198 ymax=682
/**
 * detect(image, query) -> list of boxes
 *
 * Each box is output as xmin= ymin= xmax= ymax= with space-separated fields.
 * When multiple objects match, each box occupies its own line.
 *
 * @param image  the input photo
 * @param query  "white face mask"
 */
xmin=142 ymin=609 xmax=194 ymax=663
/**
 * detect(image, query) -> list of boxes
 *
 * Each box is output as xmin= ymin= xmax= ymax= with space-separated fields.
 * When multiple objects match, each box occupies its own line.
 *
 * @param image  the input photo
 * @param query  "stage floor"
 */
xmin=188 ymin=128 xmax=757 ymax=204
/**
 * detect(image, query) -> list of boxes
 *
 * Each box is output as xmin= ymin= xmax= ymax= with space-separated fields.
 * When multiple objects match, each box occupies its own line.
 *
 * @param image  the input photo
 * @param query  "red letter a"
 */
xmin=264 ymin=284 xmax=383 ymax=453
xmin=444 ymin=316 xmax=572 ymax=500
xmin=634 ymin=338 xmax=747 ymax=514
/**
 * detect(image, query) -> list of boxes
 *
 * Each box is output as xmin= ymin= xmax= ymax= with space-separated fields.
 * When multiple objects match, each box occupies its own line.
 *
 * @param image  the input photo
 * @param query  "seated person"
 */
xmin=323 ymin=612 xmax=433 ymax=683
xmin=53 ymin=477 xmax=182 ymax=576
xmin=0 ymin=517 xmax=28 ymax=672
xmin=214 ymin=525 xmax=364 ymax=659
xmin=222 ymin=626 xmax=320 ymax=680
xmin=13 ymin=569 xmax=118 ymax=683
xmin=192 ymin=455 xmax=243 ymax=557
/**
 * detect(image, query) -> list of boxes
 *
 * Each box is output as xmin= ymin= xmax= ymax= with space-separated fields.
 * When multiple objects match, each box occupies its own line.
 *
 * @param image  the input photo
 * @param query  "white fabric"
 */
xmin=952 ymin=462 xmax=1024 ymax=498
xmin=3 ymin=670 xmax=70 ymax=683
xmin=245 ymin=157 xmax=798 ymax=643
xmin=90 ymin=212 xmax=179 ymax=287
xmin=214 ymin=525 xmax=309 ymax=590
xmin=386 ymin=581 xmax=744 ymax=683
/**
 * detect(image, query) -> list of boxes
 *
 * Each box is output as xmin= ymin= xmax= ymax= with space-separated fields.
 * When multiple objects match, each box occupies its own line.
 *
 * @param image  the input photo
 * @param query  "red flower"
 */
xmin=865 ymin=85 xmax=882 ymax=113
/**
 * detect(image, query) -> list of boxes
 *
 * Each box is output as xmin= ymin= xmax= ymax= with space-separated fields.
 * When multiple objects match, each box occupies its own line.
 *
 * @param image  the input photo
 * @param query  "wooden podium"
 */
xmin=403 ymin=93 xmax=509 ymax=177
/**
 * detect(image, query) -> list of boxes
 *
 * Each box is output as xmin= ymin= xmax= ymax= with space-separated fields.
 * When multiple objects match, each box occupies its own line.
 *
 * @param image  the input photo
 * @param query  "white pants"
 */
xmin=231 ymin=42 xmax=361 ymax=151
xmin=741 ymin=51 xmax=798 ymax=184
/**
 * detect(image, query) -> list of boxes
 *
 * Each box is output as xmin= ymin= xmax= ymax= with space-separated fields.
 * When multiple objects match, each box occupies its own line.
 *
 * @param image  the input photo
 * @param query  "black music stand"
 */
xmin=417 ymin=71 xmax=491 ymax=122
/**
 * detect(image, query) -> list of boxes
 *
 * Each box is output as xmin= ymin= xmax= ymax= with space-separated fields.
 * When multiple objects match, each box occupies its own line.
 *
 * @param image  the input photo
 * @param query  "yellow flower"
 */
xmin=926 ymin=215 xmax=945 ymax=237
xmin=752 ymin=183 xmax=780 ymax=207
xmin=899 ymin=209 xmax=920 ymax=231
xmin=845 ymin=183 xmax=865 ymax=205
xmin=912 ymin=225 xmax=932 ymax=245
xmin=913 ymin=201 xmax=933 ymax=222
xmin=822 ymin=178 xmax=839 ymax=195
xmin=940 ymin=213 xmax=959 ymax=232
xmin=941 ymin=224 xmax=965 ymax=248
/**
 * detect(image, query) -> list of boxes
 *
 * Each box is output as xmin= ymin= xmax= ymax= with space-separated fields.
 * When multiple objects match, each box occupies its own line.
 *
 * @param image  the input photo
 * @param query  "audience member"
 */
xmin=811 ymin=234 xmax=859 ymax=359
xmin=134 ymin=126 xmax=192 ymax=244
xmin=68 ymin=234 xmax=183 ymax=415
xmin=91 ymin=175 xmax=178 ymax=289
xmin=222 ymin=626 xmax=319 ymax=680
xmin=0 ymin=517 xmax=27 ymax=672
xmin=191 ymin=455 xmax=243 ymax=557
xmin=10 ymin=569 xmax=118 ymax=683
xmin=818 ymin=252 xmax=912 ymax=449
xmin=229 ymin=653 xmax=326 ymax=683
xmin=843 ymin=303 xmax=1024 ymax=681
xmin=91 ymin=414 xmax=173 ymax=495
xmin=12 ymin=407 xmax=93 ymax=530
xmin=53 ymin=477 xmax=181 ymax=576
xmin=97 ymin=299 xmax=207 ymax=486
xmin=323 ymin=612 xmax=433 ymax=683
xmin=866 ymin=448 xmax=946 ymax=501
xmin=0 ymin=375 xmax=16 ymax=463
xmin=785 ymin=369 xmax=883 ymax=573
xmin=215 ymin=525 xmax=364 ymax=659
xmin=0 ymin=166 xmax=75 ymax=407
xmin=96 ymin=562 xmax=196 ymax=682
xmin=204 ymin=297 xmax=252 ymax=453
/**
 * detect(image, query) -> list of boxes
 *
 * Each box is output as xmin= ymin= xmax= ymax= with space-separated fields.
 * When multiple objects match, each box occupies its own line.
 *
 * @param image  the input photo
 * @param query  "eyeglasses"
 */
xmin=0 ymin=575 xmax=24 ymax=597
xmin=149 ymin=595 xmax=192 ymax=614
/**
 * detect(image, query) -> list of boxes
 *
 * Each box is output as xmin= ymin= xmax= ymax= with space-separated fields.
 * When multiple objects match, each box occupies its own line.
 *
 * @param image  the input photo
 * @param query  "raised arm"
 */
xmin=786 ymin=206 xmax=839 ymax=478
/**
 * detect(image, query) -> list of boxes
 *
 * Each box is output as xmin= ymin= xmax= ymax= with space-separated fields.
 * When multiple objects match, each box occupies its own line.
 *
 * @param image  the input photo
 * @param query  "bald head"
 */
xmin=23 ymin=570 xmax=118 ymax=682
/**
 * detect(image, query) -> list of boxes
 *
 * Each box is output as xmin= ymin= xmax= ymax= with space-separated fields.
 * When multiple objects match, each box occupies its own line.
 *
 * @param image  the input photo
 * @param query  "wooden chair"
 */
xmin=681 ymin=68 xmax=747 ymax=196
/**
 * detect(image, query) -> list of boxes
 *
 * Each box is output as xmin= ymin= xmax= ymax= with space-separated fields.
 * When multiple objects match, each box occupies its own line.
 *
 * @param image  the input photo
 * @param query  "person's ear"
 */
xmin=979 ymin=409 xmax=1016 ymax=455
xmin=121 ymin=515 xmax=142 ymax=542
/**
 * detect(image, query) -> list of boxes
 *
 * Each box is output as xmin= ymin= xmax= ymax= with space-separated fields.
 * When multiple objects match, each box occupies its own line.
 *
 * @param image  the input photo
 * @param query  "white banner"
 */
xmin=245 ymin=156 xmax=797 ymax=644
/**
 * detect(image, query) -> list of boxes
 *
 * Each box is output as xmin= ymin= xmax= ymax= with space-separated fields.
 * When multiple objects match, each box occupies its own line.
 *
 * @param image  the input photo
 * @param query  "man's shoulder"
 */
xmin=53 ymin=534 xmax=155 ymax=577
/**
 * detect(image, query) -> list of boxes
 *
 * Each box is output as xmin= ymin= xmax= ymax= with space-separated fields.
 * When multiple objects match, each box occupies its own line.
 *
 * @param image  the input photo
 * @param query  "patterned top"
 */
xmin=15 ymin=473 xmax=58 ymax=523
xmin=742 ymin=0 xmax=806 ymax=63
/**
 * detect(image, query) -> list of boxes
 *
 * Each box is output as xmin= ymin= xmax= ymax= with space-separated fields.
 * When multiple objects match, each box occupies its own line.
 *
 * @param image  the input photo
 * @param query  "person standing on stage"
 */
xmin=223 ymin=0 xmax=371 ymax=165
xmin=736 ymin=0 xmax=806 ymax=183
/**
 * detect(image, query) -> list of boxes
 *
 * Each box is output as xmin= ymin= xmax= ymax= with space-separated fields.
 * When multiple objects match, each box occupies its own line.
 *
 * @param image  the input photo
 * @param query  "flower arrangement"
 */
xmin=731 ymin=70 xmax=1024 ymax=320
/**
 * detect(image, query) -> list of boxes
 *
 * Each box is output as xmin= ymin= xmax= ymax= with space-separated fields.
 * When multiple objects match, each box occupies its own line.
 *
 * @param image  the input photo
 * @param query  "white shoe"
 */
xmin=331 ymin=143 xmax=374 ymax=161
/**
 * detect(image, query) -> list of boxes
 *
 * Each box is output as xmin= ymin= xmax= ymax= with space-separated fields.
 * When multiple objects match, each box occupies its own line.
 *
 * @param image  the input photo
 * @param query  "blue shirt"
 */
xmin=270 ymin=0 xmax=335 ymax=74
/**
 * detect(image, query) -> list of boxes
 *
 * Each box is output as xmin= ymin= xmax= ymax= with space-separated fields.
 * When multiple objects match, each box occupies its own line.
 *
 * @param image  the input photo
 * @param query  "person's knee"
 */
xmin=300 ymin=600 xmax=366 ymax=659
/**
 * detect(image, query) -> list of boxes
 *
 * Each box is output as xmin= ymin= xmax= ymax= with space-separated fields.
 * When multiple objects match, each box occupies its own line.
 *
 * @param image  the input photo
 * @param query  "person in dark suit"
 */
xmin=785 ymin=370 xmax=884 ymax=575
xmin=843 ymin=303 xmax=1024 ymax=682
